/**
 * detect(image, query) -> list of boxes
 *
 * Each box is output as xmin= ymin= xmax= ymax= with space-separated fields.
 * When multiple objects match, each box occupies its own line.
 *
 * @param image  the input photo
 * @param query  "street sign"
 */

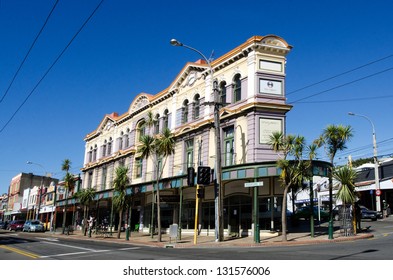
xmin=376 ymin=189 xmax=382 ymax=196
xmin=244 ymin=182 xmax=264 ymax=188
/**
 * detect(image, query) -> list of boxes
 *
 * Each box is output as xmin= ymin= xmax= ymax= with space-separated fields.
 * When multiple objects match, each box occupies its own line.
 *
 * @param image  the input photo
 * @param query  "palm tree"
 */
xmin=333 ymin=165 xmax=358 ymax=234
xmin=112 ymin=166 xmax=130 ymax=239
xmin=138 ymin=127 xmax=175 ymax=242
xmin=74 ymin=187 xmax=95 ymax=236
xmin=61 ymin=159 xmax=75 ymax=234
xmin=269 ymin=132 xmax=311 ymax=241
xmin=315 ymin=124 xmax=353 ymax=227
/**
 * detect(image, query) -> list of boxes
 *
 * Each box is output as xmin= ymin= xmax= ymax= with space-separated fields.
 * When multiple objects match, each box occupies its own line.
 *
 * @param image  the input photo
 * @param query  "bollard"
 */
xmin=126 ymin=227 xmax=130 ymax=240
xmin=255 ymin=224 xmax=260 ymax=243
xmin=328 ymin=220 xmax=334 ymax=239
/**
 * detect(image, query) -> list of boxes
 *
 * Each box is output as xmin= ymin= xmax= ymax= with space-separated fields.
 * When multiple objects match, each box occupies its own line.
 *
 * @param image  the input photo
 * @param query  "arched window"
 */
xmin=233 ymin=74 xmax=241 ymax=102
xmin=193 ymin=94 xmax=200 ymax=120
xmin=137 ymin=120 xmax=146 ymax=141
xmin=107 ymin=137 xmax=112 ymax=155
xmin=182 ymin=99 xmax=189 ymax=124
xmin=93 ymin=145 xmax=97 ymax=161
xmin=102 ymin=140 xmax=107 ymax=157
xmin=119 ymin=132 xmax=124 ymax=150
xmin=125 ymin=128 xmax=130 ymax=147
xmin=154 ymin=114 xmax=160 ymax=134
xmin=219 ymin=81 xmax=227 ymax=105
xmin=88 ymin=147 xmax=93 ymax=162
xmin=163 ymin=109 xmax=169 ymax=129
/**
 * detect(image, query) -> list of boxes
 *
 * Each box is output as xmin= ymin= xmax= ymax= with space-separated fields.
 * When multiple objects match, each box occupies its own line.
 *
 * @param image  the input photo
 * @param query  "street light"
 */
xmin=171 ymin=39 xmax=224 ymax=242
xmin=26 ymin=161 xmax=47 ymax=220
xmin=348 ymin=112 xmax=381 ymax=212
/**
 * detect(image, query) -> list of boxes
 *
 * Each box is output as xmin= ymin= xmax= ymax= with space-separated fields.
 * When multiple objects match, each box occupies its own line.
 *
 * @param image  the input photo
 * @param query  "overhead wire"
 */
xmin=0 ymin=0 xmax=60 ymax=104
xmin=0 ymin=0 xmax=105 ymax=134
xmin=286 ymin=53 xmax=393 ymax=96
xmin=289 ymin=66 xmax=393 ymax=104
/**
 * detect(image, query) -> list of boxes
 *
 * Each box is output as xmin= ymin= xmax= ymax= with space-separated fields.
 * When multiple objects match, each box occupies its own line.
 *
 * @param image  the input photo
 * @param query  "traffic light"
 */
xmin=197 ymin=186 xmax=205 ymax=198
xmin=197 ymin=166 xmax=211 ymax=185
xmin=187 ymin=167 xmax=195 ymax=187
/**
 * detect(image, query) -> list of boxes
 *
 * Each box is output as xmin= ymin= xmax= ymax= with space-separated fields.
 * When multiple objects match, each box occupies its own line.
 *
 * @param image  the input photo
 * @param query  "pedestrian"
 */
xmin=355 ymin=202 xmax=361 ymax=232
xmin=88 ymin=216 xmax=95 ymax=238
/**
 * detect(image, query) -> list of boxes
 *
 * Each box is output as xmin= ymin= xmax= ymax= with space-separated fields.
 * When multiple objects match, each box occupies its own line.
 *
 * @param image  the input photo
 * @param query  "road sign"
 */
xmin=244 ymin=182 xmax=264 ymax=188
xmin=376 ymin=189 xmax=382 ymax=196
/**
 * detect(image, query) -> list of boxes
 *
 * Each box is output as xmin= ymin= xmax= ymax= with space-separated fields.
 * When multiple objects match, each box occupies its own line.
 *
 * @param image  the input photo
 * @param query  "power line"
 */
xmin=287 ymin=53 xmax=393 ymax=96
xmin=295 ymin=94 xmax=393 ymax=104
xmin=0 ymin=0 xmax=59 ymax=104
xmin=0 ymin=0 xmax=105 ymax=134
xmin=289 ymin=67 xmax=393 ymax=104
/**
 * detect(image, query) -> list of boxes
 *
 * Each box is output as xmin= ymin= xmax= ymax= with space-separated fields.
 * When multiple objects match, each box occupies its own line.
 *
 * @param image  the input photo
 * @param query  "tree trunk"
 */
xmin=281 ymin=185 xmax=290 ymax=241
xmin=117 ymin=209 xmax=123 ymax=239
xmin=83 ymin=206 xmax=87 ymax=236
xmin=157 ymin=182 xmax=162 ymax=242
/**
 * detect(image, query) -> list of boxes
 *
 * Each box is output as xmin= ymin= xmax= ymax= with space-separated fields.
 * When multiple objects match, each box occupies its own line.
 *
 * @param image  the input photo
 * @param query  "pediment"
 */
xmin=129 ymin=93 xmax=153 ymax=114
xmin=169 ymin=61 xmax=209 ymax=91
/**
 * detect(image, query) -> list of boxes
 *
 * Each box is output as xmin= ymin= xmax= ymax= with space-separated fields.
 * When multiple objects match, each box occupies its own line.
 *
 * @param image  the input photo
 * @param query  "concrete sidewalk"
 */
xmin=48 ymin=222 xmax=374 ymax=248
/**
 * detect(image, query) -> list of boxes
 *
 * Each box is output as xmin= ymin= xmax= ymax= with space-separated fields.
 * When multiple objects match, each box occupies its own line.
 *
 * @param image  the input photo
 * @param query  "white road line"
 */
xmin=40 ymin=248 xmax=139 ymax=258
xmin=118 ymin=247 xmax=140 ymax=251
xmin=40 ymin=241 xmax=98 ymax=251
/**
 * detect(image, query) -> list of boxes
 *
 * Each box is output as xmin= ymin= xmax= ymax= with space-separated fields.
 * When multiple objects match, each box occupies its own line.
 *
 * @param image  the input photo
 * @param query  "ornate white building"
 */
xmin=80 ymin=35 xmax=303 ymax=236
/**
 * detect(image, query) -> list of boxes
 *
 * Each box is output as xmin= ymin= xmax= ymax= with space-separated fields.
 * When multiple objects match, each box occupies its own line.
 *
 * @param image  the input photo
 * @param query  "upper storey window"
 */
xmin=182 ymin=99 xmax=189 ymax=124
xmin=163 ymin=109 xmax=169 ymax=130
xmin=219 ymin=81 xmax=227 ymax=105
xmin=108 ymin=137 xmax=112 ymax=155
xmin=137 ymin=120 xmax=146 ymax=141
xmin=193 ymin=94 xmax=200 ymax=120
xmin=154 ymin=114 xmax=160 ymax=134
xmin=233 ymin=74 xmax=241 ymax=103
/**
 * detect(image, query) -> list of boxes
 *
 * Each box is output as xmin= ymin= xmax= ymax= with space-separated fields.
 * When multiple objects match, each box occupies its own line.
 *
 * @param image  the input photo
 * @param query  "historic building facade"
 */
xmin=81 ymin=35 xmax=297 ymax=236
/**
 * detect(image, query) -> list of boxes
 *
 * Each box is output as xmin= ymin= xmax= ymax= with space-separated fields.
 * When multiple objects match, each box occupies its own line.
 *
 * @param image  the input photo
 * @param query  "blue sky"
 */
xmin=1 ymin=0 xmax=393 ymax=195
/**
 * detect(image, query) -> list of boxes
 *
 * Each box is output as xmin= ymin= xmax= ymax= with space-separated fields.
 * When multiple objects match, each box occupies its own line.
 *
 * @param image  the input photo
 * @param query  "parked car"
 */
xmin=294 ymin=206 xmax=329 ymax=221
xmin=0 ymin=220 xmax=9 ymax=230
xmin=360 ymin=205 xmax=380 ymax=221
xmin=23 ymin=220 xmax=45 ymax=232
xmin=7 ymin=220 xmax=25 ymax=231
xmin=332 ymin=204 xmax=381 ymax=221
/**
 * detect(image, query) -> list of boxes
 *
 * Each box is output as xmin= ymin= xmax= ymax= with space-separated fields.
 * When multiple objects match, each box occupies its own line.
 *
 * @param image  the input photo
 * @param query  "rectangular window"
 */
xmin=224 ymin=127 xmax=234 ymax=166
xmin=135 ymin=158 xmax=142 ymax=178
xmin=185 ymin=139 xmax=194 ymax=169
xmin=101 ymin=166 xmax=107 ymax=190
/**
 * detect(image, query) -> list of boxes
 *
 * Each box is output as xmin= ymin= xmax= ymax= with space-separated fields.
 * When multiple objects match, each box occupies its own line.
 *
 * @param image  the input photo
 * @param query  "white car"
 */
xmin=23 ymin=220 xmax=45 ymax=232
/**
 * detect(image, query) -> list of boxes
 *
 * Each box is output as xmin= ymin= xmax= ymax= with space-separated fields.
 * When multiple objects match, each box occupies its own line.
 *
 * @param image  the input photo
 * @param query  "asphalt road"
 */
xmin=1 ymin=218 xmax=393 ymax=260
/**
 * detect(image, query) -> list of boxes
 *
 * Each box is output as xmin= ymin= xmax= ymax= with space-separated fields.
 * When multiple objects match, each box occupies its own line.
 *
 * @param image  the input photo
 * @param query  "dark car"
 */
xmin=333 ymin=204 xmax=381 ymax=221
xmin=0 ymin=220 xmax=9 ymax=230
xmin=294 ymin=206 xmax=329 ymax=221
xmin=7 ymin=220 xmax=25 ymax=231
xmin=360 ymin=205 xmax=380 ymax=221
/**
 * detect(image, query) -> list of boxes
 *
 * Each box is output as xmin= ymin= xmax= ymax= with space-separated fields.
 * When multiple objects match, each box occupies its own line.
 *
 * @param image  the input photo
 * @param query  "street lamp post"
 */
xmin=348 ymin=112 xmax=381 ymax=212
xmin=27 ymin=161 xmax=46 ymax=220
xmin=170 ymin=39 xmax=224 ymax=241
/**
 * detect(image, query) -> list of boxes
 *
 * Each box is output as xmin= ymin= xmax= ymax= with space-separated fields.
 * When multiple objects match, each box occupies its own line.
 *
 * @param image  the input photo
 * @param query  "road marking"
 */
xmin=40 ymin=241 xmax=99 ymax=251
xmin=0 ymin=245 xmax=40 ymax=259
xmin=35 ymin=237 xmax=59 ymax=242
xmin=118 ymin=247 xmax=141 ymax=251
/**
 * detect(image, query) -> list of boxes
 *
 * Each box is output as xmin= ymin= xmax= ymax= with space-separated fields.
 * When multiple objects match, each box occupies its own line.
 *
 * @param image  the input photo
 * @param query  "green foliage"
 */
xmin=75 ymin=187 xmax=95 ymax=206
xmin=334 ymin=166 xmax=357 ymax=205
